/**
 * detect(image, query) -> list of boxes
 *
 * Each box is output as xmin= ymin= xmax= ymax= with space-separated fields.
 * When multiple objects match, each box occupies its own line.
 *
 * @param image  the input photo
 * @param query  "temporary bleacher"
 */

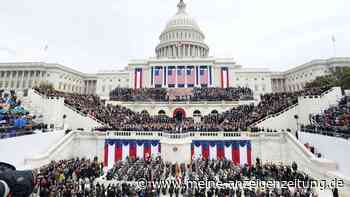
xmin=22 ymin=89 xmax=104 ymax=131
xmin=252 ymin=87 xmax=343 ymax=133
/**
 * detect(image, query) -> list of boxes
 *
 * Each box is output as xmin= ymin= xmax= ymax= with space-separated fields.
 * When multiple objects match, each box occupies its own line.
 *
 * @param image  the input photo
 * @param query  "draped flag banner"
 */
xmin=191 ymin=140 xmax=252 ymax=166
xmin=199 ymin=66 xmax=209 ymax=86
xmin=134 ymin=68 xmax=143 ymax=89
xmin=104 ymin=139 xmax=161 ymax=168
xmin=167 ymin=66 xmax=176 ymax=85
xmin=221 ymin=67 xmax=229 ymax=88
xmin=154 ymin=67 xmax=163 ymax=86
xmin=186 ymin=66 xmax=195 ymax=86
xmin=177 ymin=66 xmax=186 ymax=86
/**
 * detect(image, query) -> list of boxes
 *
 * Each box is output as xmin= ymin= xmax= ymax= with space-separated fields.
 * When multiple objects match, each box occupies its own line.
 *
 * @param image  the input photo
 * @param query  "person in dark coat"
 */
xmin=333 ymin=187 xmax=339 ymax=197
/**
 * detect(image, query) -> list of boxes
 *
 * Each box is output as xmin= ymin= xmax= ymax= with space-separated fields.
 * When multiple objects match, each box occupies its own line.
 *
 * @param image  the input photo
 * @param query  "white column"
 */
xmin=187 ymin=45 xmax=190 ymax=57
xmin=183 ymin=45 xmax=186 ymax=57
xmin=165 ymin=66 xmax=168 ymax=88
xmin=181 ymin=46 xmax=183 ymax=57
xmin=210 ymin=66 xmax=213 ymax=87
xmin=195 ymin=66 xmax=198 ymax=87
xmin=186 ymin=44 xmax=190 ymax=57
xmin=21 ymin=70 xmax=25 ymax=89
xmin=207 ymin=66 xmax=210 ymax=87
xmin=185 ymin=65 xmax=188 ymax=88
xmin=175 ymin=66 xmax=178 ymax=88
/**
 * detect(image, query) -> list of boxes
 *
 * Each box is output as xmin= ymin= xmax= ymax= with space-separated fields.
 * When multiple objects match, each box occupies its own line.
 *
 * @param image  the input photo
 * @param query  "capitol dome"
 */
xmin=155 ymin=0 xmax=209 ymax=59
xmin=164 ymin=7 xmax=201 ymax=34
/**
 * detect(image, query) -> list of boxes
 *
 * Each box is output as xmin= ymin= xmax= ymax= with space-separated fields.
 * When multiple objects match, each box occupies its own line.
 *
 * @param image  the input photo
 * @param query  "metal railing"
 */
xmin=110 ymin=100 xmax=241 ymax=105
xmin=301 ymin=128 xmax=350 ymax=139
xmin=106 ymin=130 xmax=283 ymax=139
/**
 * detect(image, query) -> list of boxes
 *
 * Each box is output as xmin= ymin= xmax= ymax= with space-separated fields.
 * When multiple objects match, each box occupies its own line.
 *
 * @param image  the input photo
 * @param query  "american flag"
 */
xmin=154 ymin=67 xmax=163 ymax=85
xmin=200 ymin=67 xmax=208 ymax=85
xmin=177 ymin=66 xmax=186 ymax=85
xmin=221 ymin=68 xmax=229 ymax=88
xmin=134 ymin=69 xmax=142 ymax=89
xmin=167 ymin=66 xmax=176 ymax=85
xmin=186 ymin=66 xmax=195 ymax=85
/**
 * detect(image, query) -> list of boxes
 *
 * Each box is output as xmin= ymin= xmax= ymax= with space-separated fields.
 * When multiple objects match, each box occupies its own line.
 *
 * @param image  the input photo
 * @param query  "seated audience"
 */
xmin=35 ymin=86 xmax=331 ymax=133
xmin=303 ymin=96 xmax=350 ymax=139
xmin=33 ymin=157 xmax=319 ymax=197
xmin=109 ymin=87 xmax=254 ymax=102
xmin=0 ymin=90 xmax=34 ymax=139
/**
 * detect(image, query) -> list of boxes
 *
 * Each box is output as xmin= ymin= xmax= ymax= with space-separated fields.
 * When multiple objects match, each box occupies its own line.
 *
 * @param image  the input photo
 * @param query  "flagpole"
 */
xmin=332 ymin=36 xmax=336 ymax=58
xmin=43 ymin=44 xmax=48 ymax=63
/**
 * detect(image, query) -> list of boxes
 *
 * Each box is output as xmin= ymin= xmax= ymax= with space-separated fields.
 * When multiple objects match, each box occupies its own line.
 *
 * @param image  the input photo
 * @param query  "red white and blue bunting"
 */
xmin=104 ymin=139 xmax=160 ymax=168
xmin=191 ymin=140 xmax=252 ymax=166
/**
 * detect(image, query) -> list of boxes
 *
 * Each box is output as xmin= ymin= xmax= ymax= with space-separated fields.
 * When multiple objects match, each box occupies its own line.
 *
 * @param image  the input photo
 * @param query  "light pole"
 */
xmin=62 ymin=114 xmax=67 ymax=130
xmin=294 ymin=115 xmax=299 ymax=140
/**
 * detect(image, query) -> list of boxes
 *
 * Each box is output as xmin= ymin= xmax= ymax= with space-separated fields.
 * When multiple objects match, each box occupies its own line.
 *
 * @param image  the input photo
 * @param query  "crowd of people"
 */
xmin=0 ymin=90 xmax=35 ymax=139
xmin=109 ymin=87 xmax=254 ymax=102
xmin=198 ymin=87 xmax=327 ymax=132
xmin=31 ymin=157 xmax=320 ymax=197
xmin=109 ymin=88 xmax=168 ymax=102
xmin=33 ymin=158 xmax=104 ymax=197
xmin=35 ymin=86 xmax=330 ymax=133
xmin=303 ymin=96 xmax=350 ymax=139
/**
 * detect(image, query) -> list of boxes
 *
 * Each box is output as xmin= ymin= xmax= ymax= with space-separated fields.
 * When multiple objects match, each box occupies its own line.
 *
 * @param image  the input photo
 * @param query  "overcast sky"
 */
xmin=0 ymin=0 xmax=349 ymax=73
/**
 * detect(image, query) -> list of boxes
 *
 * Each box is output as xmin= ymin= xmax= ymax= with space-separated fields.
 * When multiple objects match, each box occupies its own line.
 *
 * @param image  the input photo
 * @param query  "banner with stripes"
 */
xmin=221 ymin=67 xmax=229 ymax=88
xmin=199 ymin=66 xmax=209 ymax=86
xmin=191 ymin=140 xmax=252 ymax=166
xmin=154 ymin=67 xmax=163 ymax=86
xmin=104 ymin=139 xmax=160 ymax=168
xmin=186 ymin=66 xmax=195 ymax=86
xmin=167 ymin=66 xmax=176 ymax=85
xmin=134 ymin=68 xmax=143 ymax=89
xmin=177 ymin=66 xmax=186 ymax=86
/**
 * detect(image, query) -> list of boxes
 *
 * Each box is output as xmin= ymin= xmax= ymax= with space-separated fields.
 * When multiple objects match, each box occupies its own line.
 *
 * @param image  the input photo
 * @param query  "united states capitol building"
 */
xmin=0 ymin=0 xmax=349 ymax=100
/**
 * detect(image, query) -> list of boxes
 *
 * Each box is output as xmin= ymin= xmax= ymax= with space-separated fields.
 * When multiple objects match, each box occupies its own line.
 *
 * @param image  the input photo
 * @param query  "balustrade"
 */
xmin=106 ymin=130 xmax=283 ymax=140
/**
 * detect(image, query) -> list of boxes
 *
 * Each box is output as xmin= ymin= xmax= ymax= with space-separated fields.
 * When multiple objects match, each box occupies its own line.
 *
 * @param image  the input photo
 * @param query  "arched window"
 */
xmin=211 ymin=110 xmax=219 ymax=114
xmin=158 ymin=110 xmax=166 ymax=116
xmin=141 ymin=110 xmax=149 ymax=115
xmin=193 ymin=110 xmax=201 ymax=117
